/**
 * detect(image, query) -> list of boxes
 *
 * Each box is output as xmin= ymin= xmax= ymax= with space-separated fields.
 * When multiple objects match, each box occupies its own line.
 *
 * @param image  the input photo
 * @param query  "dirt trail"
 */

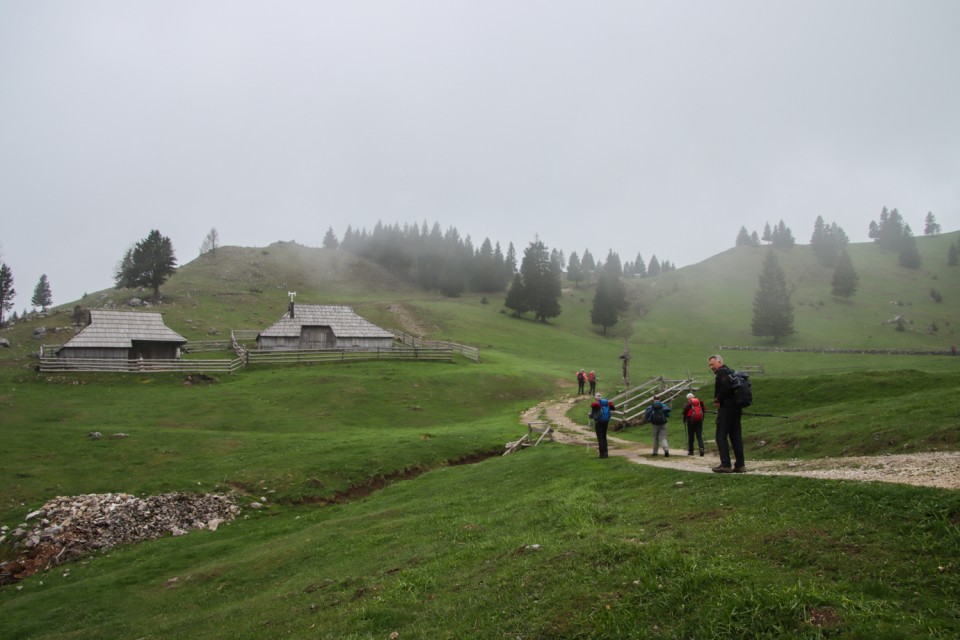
xmin=521 ymin=396 xmax=960 ymax=490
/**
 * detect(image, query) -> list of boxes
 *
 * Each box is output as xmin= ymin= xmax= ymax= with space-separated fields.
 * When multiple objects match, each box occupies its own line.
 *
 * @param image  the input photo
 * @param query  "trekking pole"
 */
xmin=705 ymin=409 xmax=789 ymax=419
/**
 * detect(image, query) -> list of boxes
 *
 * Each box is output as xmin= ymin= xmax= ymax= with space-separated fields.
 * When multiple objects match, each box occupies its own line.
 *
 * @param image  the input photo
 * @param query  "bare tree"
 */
xmin=199 ymin=227 xmax=220 ymax=256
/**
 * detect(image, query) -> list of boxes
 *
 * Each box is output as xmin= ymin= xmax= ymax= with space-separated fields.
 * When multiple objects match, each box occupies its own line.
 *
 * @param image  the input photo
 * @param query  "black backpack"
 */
xmin=729 ymin=371 xmax=753 ymax=407
xmin=650 ymin=403 xmax=667 ymax=425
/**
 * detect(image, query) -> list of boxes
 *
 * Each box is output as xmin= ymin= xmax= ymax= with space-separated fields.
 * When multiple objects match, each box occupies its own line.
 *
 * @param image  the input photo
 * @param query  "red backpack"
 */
xmin=689 ymin=398 xmax=704 ymax=421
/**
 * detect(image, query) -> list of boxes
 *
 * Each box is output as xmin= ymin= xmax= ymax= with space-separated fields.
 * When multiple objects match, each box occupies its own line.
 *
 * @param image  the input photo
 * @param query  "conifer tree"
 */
xmin=581 ymin=249 xmax=596 ymax=279
xmin=751 ymin=250 xmax=794 ymax=342
xmin=830 ymin=250 xmax=859 ymax=298
xmin=750 ymin=230 xmax=760 ymax=246
xmin=503 ymin=273 xmax=527 ymax=317
xmin=948 ymin=242 xmax=959 ymax=267
xmin=566 ymin=251 xmax=583 ymax=286
xmin=762 ymin=222 xmax=772 ymax=243
xmin=898 ymin=225 xmax=921 ymax=269
xmin=634 ymin=253 xmax=646 ymax=277
xmin=924 ymin=212 xmax=941 ymax=236
xmin=591 ymin=263 xmax=626 ymax=334
xmin=114 ymin=229 xmax=178 ymax=302
xmin=31 ymin=274 xmax=52 ymax=311
xmin=0 ymin=262 xmax=14 ymax=325
xmin=322 ymin=226 xmax=339 ymax=249
xmin=735 ymin=226 xmax=751 ymax=247
xmin=505 ymin=239 xmax=562 ymax=322
xmin=647 ymin=255 xmax=661 ymax=277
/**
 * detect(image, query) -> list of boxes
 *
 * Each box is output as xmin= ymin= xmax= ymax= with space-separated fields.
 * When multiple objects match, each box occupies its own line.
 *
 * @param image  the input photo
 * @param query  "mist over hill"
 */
xmin=1 ymin=231 xmax=957 ymax=360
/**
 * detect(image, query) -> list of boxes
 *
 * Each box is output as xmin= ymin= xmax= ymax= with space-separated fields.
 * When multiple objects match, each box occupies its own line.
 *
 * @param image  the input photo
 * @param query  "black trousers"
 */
xmin=594 ymin=420 xmax=609 ymax=457
xmin=715 ymin=405 xmax=744 ymax=468
xmin=686 ymin=419 xmax=705 ymax=453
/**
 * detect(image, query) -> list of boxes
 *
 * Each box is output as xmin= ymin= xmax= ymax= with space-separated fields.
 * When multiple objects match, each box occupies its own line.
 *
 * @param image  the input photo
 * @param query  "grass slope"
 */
xmin=1 ymin=234 xmax=959 ymax=638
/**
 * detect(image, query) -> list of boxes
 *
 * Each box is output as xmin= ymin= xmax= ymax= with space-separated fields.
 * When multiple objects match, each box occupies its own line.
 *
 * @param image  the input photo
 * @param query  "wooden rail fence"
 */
xmin=392 ymin=330 xmax=480 ymax=362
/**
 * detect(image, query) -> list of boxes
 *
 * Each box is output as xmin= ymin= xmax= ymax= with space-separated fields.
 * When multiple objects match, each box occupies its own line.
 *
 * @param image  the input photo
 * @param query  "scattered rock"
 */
xmin=109 ymin=433 xmax=129 ymax=439
xmin=87 ymin=431 xmax=102 ymax=440
xmin=4 ymin=492 xmax=240 ymax=581
xmin=32 ymin=327 xmax=47 ymax=340
xmin=0 ymin=337 xmax=11 ymax=348
xmin=127 ymin=298 xmax=143 ymax=307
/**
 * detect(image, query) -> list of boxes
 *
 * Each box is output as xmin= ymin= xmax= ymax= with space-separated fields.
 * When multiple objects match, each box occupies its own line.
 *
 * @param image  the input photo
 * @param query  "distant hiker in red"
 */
xmin=682 ymin=392 xmax=706 ymax=456
xmin=589 ymin=393 xmax=615 ymax=458
xmin=576 ymin=369 xmax=586 ymax=394
xmin=587 ymin=370 xmax=597 ymax=395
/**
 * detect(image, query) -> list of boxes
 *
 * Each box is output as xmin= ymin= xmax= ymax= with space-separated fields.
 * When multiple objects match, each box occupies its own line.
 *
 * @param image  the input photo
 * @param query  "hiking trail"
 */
xmin=521 ymin=396 xmax=960 ymax=490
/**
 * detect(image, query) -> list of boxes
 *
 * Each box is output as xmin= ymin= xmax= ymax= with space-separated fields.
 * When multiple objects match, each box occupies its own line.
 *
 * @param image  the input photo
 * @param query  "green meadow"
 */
xmin=1 ymin=235 xmax=959 ymax=638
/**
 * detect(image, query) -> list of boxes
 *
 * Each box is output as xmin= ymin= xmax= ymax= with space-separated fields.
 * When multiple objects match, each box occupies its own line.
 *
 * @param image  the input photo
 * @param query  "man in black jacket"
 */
xmin=708 ymin=355 xmax=746 ymax=473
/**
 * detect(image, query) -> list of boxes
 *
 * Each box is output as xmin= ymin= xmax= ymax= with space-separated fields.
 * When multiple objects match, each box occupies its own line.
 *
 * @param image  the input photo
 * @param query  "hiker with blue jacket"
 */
xmin=589 ymin=393 xmax=615 ymax=458
xmin=644 ymin=395 xmax=672 ymax=457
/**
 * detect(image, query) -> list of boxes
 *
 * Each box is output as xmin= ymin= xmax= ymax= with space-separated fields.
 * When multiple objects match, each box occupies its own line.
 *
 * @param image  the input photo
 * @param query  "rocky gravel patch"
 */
xmin=1 ymin=492 xmax=240 ymax=585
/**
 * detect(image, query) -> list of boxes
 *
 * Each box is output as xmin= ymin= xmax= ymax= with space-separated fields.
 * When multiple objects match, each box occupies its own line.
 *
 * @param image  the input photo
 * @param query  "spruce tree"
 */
xmin=830 ymin=250 xmax=859 ymax=298
xmin=114 ymin=229 xmax=178 ymax=302
xmin=322 ymin=226 xmax=339 ymax=249
xmin=762 ymin=222 xmax=772 ymax=243
xmin=647 ymin=255 xmax=661 ymax=277
xmin=506 ymin=239 xmax=562 ymax=322
xmin=566 ymin=252 xmax=583 ymax=286
xmin=503 ymin=273 xmax=527 ymax=317
xmin=736 ymin=226 xmax=751 ymax=247
xmin=924 ymin=212 xmax=941 ymax=236
xmin=591 ymin=266 xmax=625 ymax=334
xmin=0 ymin=262 xmax=14 ymax=325
xmin=898 ymin=225 xmax=921 ymax=269
xmin=751 ymin=250 xmax=795 ymax=341
xmin=634 ymin=253 xmax=647 ymax=277
xmin=31 ymin=274 xmax=52 ymax=311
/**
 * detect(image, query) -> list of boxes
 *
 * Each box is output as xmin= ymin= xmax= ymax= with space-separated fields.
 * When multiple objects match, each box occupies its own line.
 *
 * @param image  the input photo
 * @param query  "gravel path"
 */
xmin=521 ymin=396 xmax=960 ymax=490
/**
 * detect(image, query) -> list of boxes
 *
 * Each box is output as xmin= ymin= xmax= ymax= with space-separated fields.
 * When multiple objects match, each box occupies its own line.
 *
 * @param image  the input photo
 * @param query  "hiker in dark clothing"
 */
xmin=589 ymin=393 xmax=615 ymax=458
xmin=708 ymin=355 xmax=745 ymax=473
xmin=576 ymin=369 xmax=586 ymax=394
xmin=682 ymin=392 xmax=706 ymax=456
xmin=587 ymin=370 xmax=597 ymax=395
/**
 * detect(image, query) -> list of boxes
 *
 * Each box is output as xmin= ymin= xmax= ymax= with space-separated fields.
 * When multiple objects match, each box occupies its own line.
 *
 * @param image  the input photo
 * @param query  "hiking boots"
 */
xmin=664 ymin=451 xmax=670 ymax=457
xmin=699 ymin=450 xmax=705 ymax=457
xmin=733 ymin=467 xmax=747 ymax=473
xmin=687 ymin=451 xmax=694 ymax=456
xmin=712 ymin=465 xmax=734 ymax=474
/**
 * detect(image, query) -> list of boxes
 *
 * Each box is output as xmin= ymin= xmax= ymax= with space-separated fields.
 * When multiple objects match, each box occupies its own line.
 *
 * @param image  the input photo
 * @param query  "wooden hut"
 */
xmin=56 ymin=310 xmax=187 ymax=360
xmin=257 ymin=303 xmax=394 ymax=351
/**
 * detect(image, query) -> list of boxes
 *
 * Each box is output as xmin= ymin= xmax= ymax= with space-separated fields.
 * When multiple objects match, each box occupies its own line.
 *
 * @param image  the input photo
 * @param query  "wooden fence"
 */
xmin=245 ymin=347 xmax=452 ymax=365
xmin=608 ymin=375 xmax=702 ymax=427
xmin=392 ymin=330 xmax=480 ymax=362
xmin=37 ymin=356 xmax=244 ymax=373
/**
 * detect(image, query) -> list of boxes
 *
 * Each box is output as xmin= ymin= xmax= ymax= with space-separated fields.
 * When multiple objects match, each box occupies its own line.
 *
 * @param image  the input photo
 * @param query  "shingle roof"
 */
xmin=258 ymin=305 xmax=394 ymax=339
xmin=60 ymin=310 xmax=188 ymax=349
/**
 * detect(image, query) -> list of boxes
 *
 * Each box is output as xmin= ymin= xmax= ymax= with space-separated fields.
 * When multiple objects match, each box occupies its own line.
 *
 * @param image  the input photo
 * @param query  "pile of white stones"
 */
xmin=2 ymin=492 xmax=240 ymax=576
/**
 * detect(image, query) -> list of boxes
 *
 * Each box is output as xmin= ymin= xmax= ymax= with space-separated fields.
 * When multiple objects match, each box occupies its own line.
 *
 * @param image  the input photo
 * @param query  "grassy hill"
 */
xmin=1 ymin=234 xmax=959 ymax=638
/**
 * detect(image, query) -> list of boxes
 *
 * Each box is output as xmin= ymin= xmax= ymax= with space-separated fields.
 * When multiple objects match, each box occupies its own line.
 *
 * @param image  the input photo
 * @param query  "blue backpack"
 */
xmin=599 ymin=399 xmax=611 ymax=422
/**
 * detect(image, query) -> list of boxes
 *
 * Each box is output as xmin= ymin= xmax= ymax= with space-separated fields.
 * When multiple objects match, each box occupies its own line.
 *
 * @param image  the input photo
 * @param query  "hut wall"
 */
xmin=131 ymin=342 xmax=180 ymax=360
xmin=300 ymin=326 xmax=335 ymax=349
xmin=257 ymin=336 xmax=301 ymax=351
xmin=58 ymin=347 xmax=129 ymax=360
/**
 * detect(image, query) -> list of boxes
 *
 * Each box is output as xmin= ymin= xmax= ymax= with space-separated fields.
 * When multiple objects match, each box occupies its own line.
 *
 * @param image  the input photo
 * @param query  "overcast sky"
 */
xmin=2 ymin=0 xmax=958 ymax=307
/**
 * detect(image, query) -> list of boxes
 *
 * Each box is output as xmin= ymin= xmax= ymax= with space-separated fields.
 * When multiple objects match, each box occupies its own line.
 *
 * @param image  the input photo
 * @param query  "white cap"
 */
xmin=686 ymin=393 xmax=695 ymax=398
xmin=595 ymin=393 xmax=602 ymax=398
